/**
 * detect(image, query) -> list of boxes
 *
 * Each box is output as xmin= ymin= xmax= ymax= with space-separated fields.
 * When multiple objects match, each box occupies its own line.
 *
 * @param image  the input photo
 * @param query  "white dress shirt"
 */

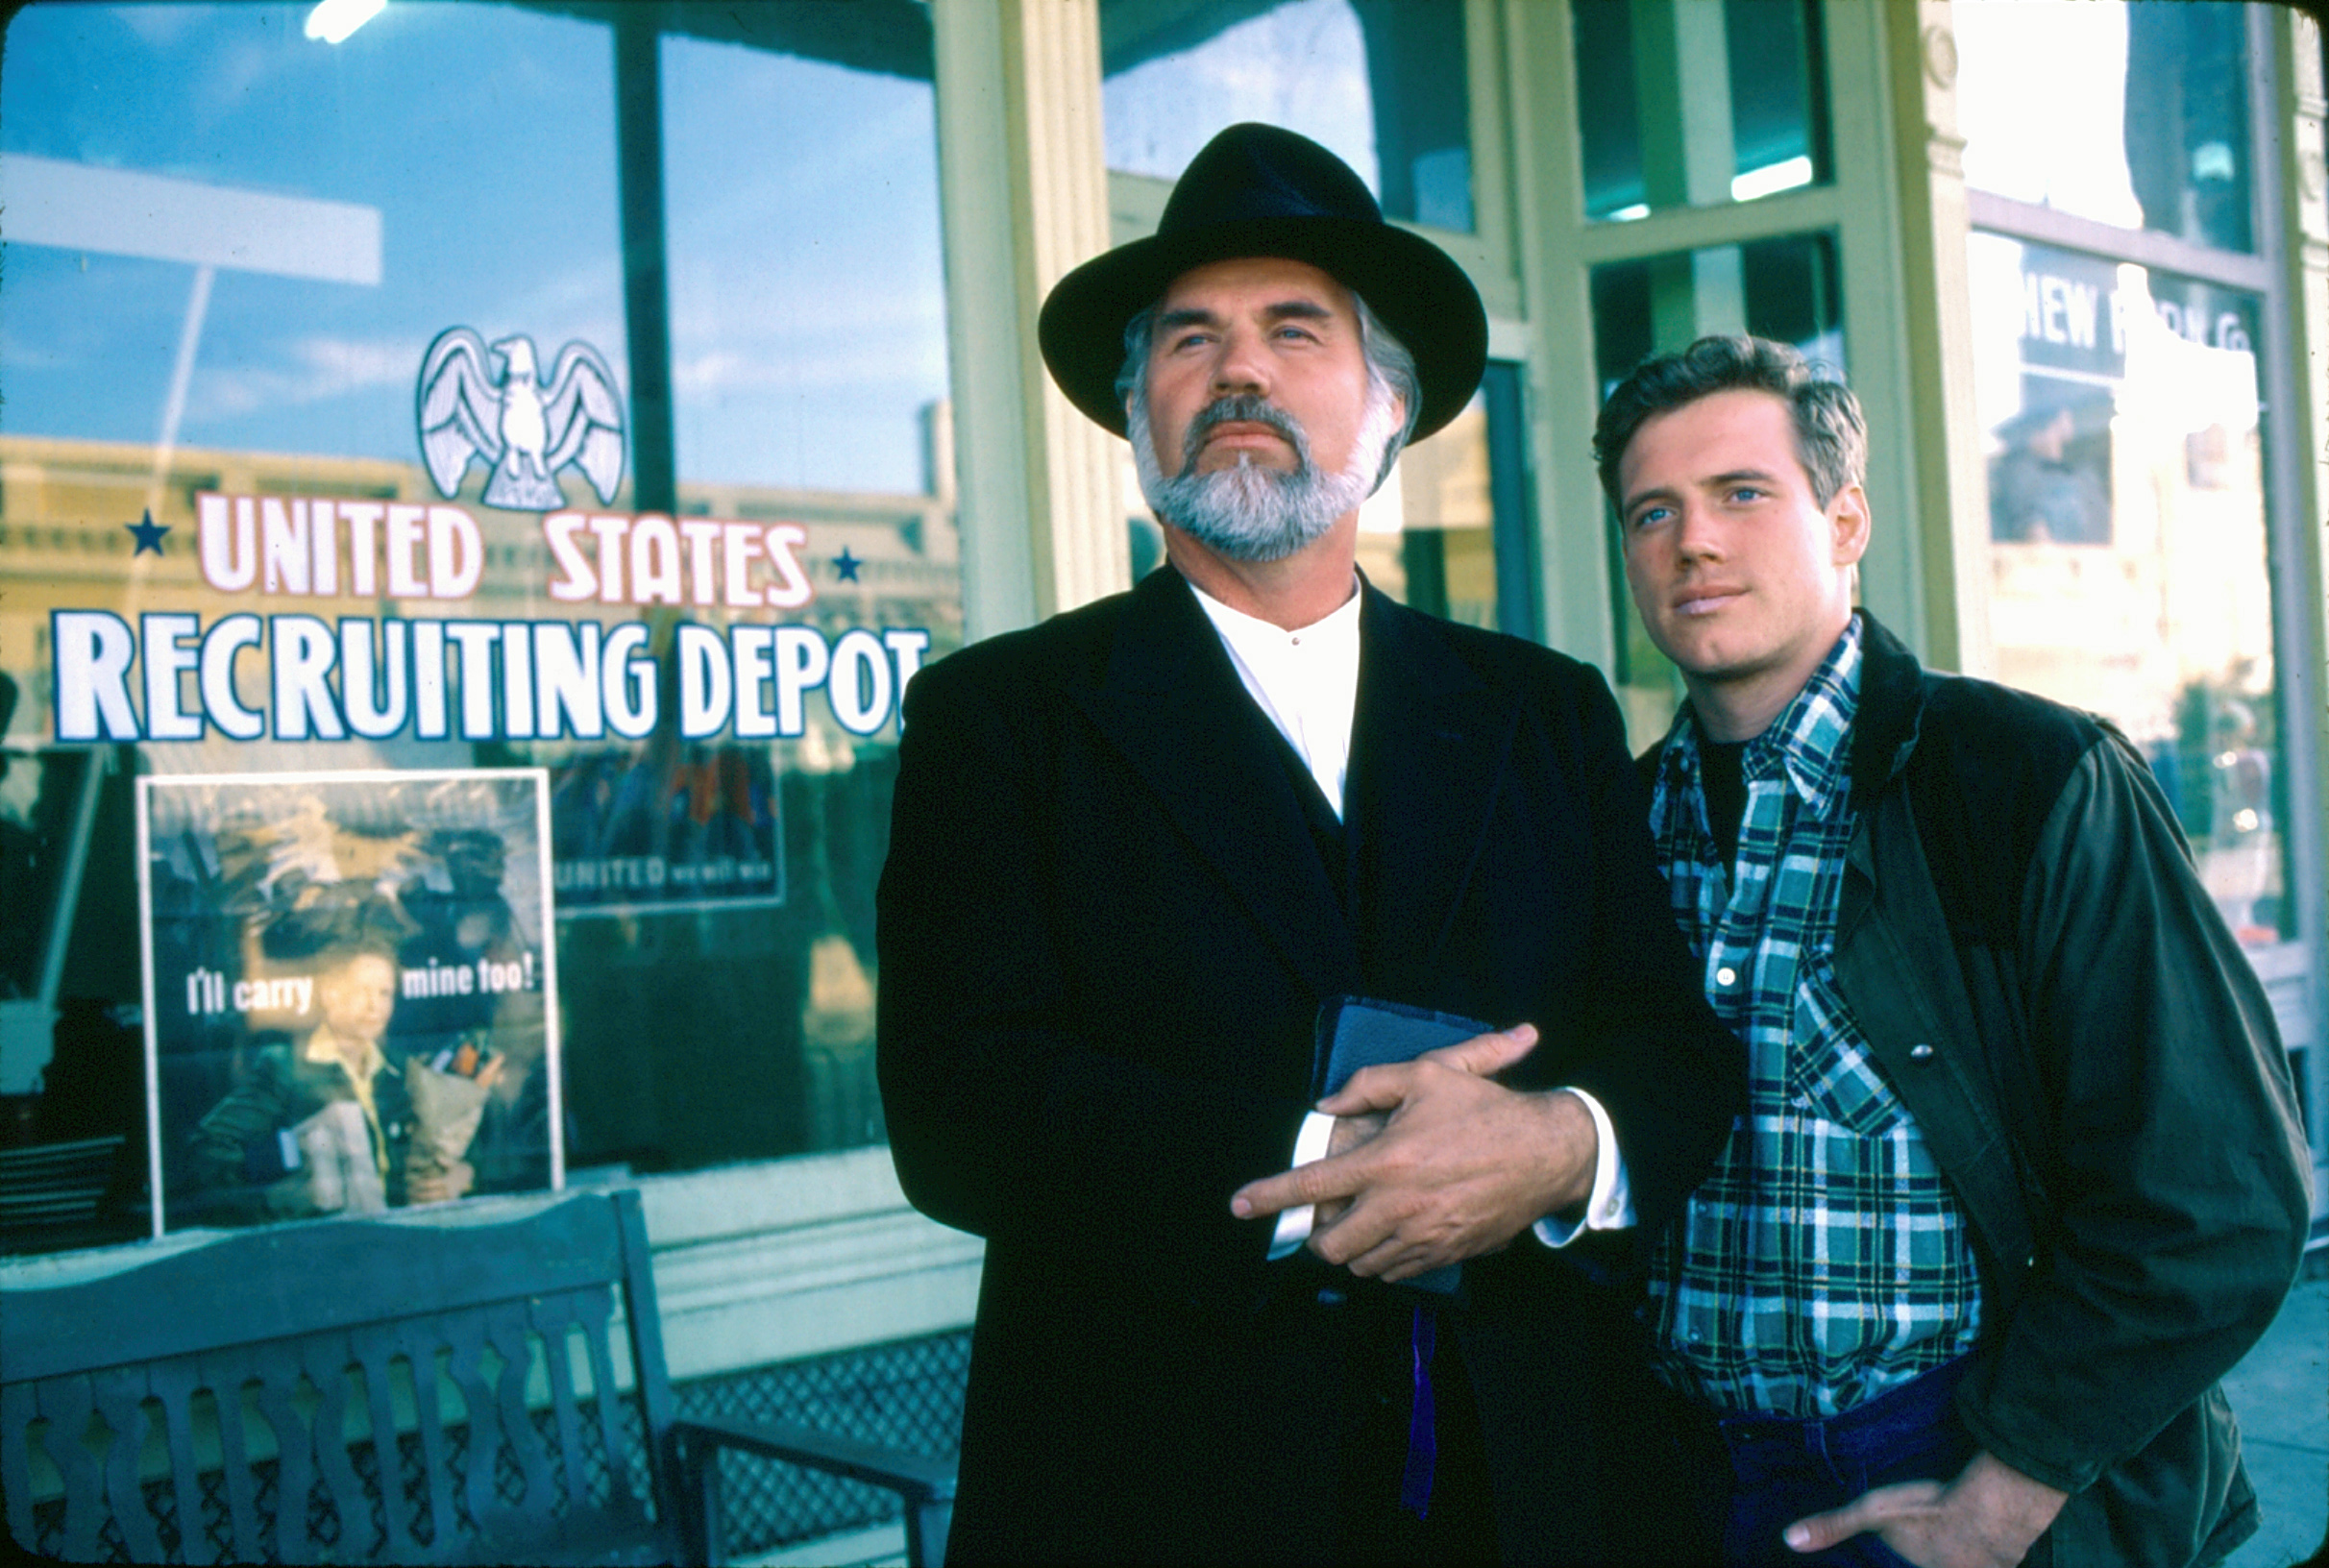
xmin=1189 ymin=575 xmax=1361 ymax=817
xmin=1184 ymin=576 xmax=1634 ymax=1256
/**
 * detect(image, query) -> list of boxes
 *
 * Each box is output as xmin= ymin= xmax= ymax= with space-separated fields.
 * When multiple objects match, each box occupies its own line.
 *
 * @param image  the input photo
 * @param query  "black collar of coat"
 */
xmin=1845 ymin=610 xmax=1930 ymax=817
xmin=1077 ymin=565 xmax=1519 ymax=994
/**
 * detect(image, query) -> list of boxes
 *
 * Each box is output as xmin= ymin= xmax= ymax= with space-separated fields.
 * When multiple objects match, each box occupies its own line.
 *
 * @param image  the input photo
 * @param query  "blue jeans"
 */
xmin=1713 ymin=1359 xmax=1977 ymax=1568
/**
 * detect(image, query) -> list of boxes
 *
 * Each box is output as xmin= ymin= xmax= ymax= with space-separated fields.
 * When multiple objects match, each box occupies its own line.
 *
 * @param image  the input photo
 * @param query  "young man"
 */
xmin=876 ymin=125 xmax=1741 ymax=1563
xmin=190 ymin=943 xmax=412 ymax=1217
xmin=1595 ymin=335 xmax=2310 ymax=1566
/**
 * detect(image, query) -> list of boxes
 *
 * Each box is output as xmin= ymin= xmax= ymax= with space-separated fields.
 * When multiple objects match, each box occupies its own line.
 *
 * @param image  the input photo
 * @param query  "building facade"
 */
xmin=2 ymin=1 xmax=2322 ymax=1557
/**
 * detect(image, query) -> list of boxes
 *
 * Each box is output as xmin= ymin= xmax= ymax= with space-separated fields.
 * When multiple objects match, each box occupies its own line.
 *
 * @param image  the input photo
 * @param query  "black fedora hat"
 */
xmin=1039 ymin=123 xmax=1487 ymax=444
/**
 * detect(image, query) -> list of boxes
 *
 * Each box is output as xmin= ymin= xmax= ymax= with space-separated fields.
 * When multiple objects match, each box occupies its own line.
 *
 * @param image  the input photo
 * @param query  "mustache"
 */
xmin=1180 ymin=395 xmax=1311 ymax=475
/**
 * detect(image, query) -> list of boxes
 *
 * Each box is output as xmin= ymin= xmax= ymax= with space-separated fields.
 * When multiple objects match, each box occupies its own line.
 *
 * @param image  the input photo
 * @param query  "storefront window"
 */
xmin=527 ymin=21 xmax=958 ymax=1175
xmin=1589 ymin=231 xmax=1845 ymax=744
xmin=0 ymin=0 xmax=959 ymax=1247
xmin=1101 ymin=0 xmax=1475 ymax=232
xmin=1956 ymin=0 xmax=2254 ymax=255
xmin=1354 ymin=364 xmax=1535 ymax=635
xmin=1572 ymin=0 xmax=1831 ymax=222
xmin=1967 ymin=233 xmax=2285 ymax=947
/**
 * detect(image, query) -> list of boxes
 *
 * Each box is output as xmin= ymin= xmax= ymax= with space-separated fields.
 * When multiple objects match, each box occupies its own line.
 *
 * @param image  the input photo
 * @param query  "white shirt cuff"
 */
xmin=1266 ymin=1110 xmax=1337 ymax=1260
xmin=1532 ymin=1087 xmax=1634 ymax=1248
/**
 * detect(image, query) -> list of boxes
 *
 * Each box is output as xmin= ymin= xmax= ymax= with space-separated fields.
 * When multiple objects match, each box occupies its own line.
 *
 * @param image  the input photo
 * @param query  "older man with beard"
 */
xmin=876 ymin=124 xmax=1742 ymax=1565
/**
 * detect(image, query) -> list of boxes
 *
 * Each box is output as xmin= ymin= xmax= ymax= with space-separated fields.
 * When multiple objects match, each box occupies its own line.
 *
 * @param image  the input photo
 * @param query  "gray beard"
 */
xmin=1129 ymin=393 xmax=1384 ymax=564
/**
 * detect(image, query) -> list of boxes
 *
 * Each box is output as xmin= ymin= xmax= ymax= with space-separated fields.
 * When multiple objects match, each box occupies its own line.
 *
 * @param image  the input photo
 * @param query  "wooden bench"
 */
xmin=0 ymin=1188 xmax=955 ymax=1565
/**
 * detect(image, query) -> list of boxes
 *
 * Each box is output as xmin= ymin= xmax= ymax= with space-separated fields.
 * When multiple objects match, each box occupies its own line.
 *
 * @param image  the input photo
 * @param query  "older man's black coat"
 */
xmin=876 ymin=567 xmax=1742 ymax=1563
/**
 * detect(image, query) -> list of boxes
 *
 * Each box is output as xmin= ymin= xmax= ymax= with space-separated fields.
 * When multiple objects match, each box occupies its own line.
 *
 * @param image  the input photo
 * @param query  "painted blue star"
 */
xmin=832 ymin=548 xmax=863 ymax=582
xmin=126 ymin=510 xmax=170 ymax=555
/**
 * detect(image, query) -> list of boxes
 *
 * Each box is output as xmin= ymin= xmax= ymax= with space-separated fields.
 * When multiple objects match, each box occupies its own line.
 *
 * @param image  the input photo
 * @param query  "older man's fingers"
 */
xmin=1305 ymin=1192 xmax=1403 ymax=1268
xmin=1231 ymin=1147 xmax=1364 ymax=1219
xmin=1418 ymin=1022 xmax=1539 ymax=1079
xmin=1314 ymin=1024 xmax=1539 ymax=1116
xmin=1230 ymin=1112 xmax=1390 ymax=1219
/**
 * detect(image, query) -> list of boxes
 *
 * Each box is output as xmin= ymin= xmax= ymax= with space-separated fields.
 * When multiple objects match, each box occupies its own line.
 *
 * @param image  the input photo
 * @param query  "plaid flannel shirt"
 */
xmin=1645 ymin=617 xmax=1981 ymax=1418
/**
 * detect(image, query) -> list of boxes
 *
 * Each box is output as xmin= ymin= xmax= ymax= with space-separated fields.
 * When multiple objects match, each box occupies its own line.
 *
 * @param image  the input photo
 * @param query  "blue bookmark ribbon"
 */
xmin=1400 ymin=1302 xmax=1436 ymax=1517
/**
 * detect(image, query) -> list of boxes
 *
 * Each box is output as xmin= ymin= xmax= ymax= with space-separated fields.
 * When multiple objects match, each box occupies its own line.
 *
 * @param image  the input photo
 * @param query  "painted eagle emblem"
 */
xmin=417 ymin=329 xmax=625 ymax=511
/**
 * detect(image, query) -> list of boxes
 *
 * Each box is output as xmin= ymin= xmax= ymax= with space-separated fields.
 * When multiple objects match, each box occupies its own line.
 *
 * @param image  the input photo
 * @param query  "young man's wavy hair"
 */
xmin=1592 ymin=335 xmax=1866 ymax=511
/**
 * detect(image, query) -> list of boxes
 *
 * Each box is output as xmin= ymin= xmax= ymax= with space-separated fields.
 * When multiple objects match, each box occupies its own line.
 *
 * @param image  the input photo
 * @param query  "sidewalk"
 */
xmin=2221 ymin=1264 xmax=2327 ymax=1567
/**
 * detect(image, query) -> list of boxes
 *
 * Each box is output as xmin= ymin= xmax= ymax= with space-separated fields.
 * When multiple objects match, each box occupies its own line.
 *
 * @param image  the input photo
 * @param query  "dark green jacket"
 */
xmin=1688 ymin=613 xmax=2309 ymax=1567
xmin=188 ymin=1040 xmax=415 ymax=1216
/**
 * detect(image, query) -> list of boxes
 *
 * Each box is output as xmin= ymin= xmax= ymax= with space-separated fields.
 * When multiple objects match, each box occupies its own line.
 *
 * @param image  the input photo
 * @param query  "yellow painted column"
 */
xmin=931 ymin=0 xmax=1127 ymax=640
xmin=2284 ymin=10 xmax=2327 ymax=688
xmin=1499 ymin=0 xmax=1616 ymax=673
xmin=1883 ymin=0 xmax=1993 ymax=677
xmin=1011 ymin=0 xmax=1130 ymax=617
xmin=2276 ymin=6 xmax=2329 ymax=1177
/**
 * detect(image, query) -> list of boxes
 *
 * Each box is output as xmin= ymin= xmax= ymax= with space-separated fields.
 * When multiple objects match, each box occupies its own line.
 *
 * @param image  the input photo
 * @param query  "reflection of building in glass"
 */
xmin=2121 ymin=0 xmax=2252 ymax=254
xmin=0 ymin=424 xmax=964 ymax=753
xmin=2205 ymin=698 xmax=2280 ymax=944
xmin=1354 ymin=396 xmax=1498 ymax=629
xmin=1570 ymin=0 xmax=1830 ymax=220
xmin=1987 ymin=393 xmax=2110 ymax=545
xmin=1978 ymin=282 xmax=2280 ymax=943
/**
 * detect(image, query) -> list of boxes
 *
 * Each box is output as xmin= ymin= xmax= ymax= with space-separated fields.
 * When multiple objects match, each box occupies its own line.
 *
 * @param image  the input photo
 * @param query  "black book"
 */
xmin=1309 ymin=996 xmax=1493 ymax=1295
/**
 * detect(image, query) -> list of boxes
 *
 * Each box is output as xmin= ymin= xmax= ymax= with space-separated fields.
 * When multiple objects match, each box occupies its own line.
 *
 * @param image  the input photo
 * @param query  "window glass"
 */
xmin=520 ymin=22 xmax=957 ymax=1175
xmin=0 ymin=751 xmax=96 ymax=1003
xmin=0 ymin=0 xmax=958 ymax=1246
xmin=1956 ymin=0 xmax=2254 ymax=254
xmin=1589 ymin=232 xmax=1845 ymax=745
xmin=1102 ymin=0 xmax=1475 ymax=232
xmin=662 ymin=34 xmax=948 ymax=497
xmin=1355 ymin=369 xmax=1508 ymax=634
xmin=1968 ymin=232 xmax=2284 ymax=946
xmin=1573 ymin=0 xmax=1831 ymax=222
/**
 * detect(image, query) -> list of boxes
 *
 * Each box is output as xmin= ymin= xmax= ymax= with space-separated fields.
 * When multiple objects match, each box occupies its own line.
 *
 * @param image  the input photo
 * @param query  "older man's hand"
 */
xmin=1230 ymin=1024 xmax=1595 ymax=1282
xmin=1308 ymin=1111 xmax=1385 ymax=1230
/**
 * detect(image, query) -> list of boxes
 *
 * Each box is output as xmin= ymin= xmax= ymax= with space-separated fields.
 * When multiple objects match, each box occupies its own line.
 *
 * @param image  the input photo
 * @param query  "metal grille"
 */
xmin=393 ymin=1431 xmax=433 ymax=1547
xmin=139 ymin=1476 xmax=182 ymax=1562
xmin=675 ymin=1329 xmax=968 ymax=1555
xmin=195 ymin=1469 xmax=229 ymax=1556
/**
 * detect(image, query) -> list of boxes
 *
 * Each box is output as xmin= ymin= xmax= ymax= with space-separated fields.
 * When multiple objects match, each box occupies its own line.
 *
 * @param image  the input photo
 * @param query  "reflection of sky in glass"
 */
xmin=1104 ymin=0 xmax=1378 ymax=192
xmin=2 ymin=4 xmax=624 ymax=462
xmin=661 ymin=36 xmax=947 ymax=494
xmin=1954 ymin=0 xmax=2144 ymax=227
xmin=1 ymin=2 xmax=947 ymax=497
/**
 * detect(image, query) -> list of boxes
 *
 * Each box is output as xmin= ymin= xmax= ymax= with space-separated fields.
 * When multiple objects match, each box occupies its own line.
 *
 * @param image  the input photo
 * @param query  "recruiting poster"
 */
xmin=136 ymin=769 xmax=561 ymax=1234
xmin=547 ymin=739 xmax=785 ymax=917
